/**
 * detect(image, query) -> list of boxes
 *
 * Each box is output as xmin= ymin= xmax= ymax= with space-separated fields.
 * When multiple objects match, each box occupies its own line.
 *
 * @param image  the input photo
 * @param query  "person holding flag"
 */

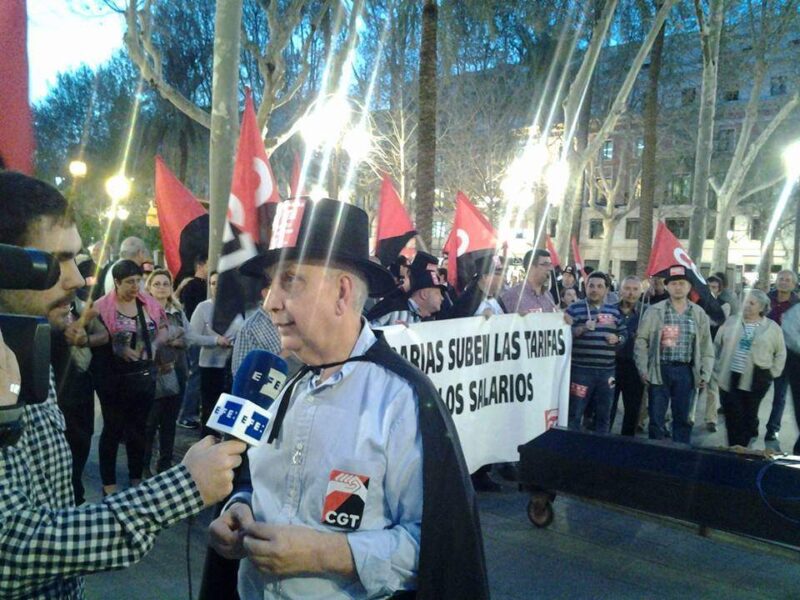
xmin=501 ymin=249 xmax=557 ymax=314
xmin=634 ymin=265 xmax=715 ymax=444
xmin=565 ymin=271 xmax=626 ymax=434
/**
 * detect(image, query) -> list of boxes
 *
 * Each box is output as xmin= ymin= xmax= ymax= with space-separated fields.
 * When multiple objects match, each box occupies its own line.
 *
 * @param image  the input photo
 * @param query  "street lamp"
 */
xmin=342 ymin=127 xmax=372 ymax=162
xmin=757 ymin=139 xmax=800 ymax=275
xmin=544 ymin=161 xmax=570 ymax=207
xmin=68 ymin=160 xmax=87 ymax=178
xmin=105 ymin=173 xmax=132 ymax=203
xmin=783 ymin=140 xmax=800 ymax=181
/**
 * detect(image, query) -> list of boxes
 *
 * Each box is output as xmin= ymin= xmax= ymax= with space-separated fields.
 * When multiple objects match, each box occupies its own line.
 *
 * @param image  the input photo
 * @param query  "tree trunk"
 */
xmin=636 ymin=0 xmax=667 ymax=277
xmin=600 ymin=217 xmax=616 ymax=273
xmin=688 ymin=0 xmax=724 ymax=261
xmin=570 ymin=72 xmax=595 ymax=245
xmin=207 ymin=0 xmax=243 ymax=271
xmin=758 ymin=238 xmax=774 ymax=288
xmin=416 ymin=0 xmax=437 ymax=248
xmin=711 ymin=202 xmax=733 ymax=272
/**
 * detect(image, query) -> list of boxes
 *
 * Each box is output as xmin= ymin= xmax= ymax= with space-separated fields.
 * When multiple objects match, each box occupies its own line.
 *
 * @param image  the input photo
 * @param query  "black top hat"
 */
xmin=239 ymin=198 xmax=395 ymax=297
xmin=407 ymin=251 xmax=447 ymax=295
xmin=663 ymin=264 xmax=692 ymax=284
xmin=472 ymin=254 xmax=503 ymax=278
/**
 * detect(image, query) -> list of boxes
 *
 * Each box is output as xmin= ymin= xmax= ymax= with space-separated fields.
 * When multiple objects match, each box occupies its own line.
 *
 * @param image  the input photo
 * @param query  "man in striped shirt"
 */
xmin=565 ymin=271 xmax=626 ymax=434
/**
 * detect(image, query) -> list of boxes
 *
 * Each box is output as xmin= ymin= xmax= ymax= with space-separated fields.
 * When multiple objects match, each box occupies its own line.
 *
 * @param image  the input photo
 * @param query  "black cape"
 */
xmin=444 ymin=278 xmax=506 ymax=319
xmin=199 ymin=336 xmax=490 ymax=600
xmin=365 ymin=289 xmax=411 ymax=322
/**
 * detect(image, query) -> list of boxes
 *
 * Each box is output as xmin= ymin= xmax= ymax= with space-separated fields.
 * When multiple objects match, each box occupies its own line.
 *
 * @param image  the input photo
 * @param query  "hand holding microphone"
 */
xmin=182 ymin=436 xmax=247 ymax=506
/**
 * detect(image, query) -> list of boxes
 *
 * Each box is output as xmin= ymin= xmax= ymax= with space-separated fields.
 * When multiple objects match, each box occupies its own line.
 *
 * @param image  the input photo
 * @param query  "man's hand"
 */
xmin=64 ymin=303 xmax=99 ymax=347
xmin=182 ymin=436 xmax=246 ymax=506
xmin=640 ymin=372 xmax=649 ymax=385
xmin=209 ymin=502 xmax=255 ymax=560
xmin=563 ymin=313 xmax=574 ymax=325
xmin=606 ymin=333 xmax=619 ymax=345
xmin=216 ymin=335 xmax=232 ymax=348
xmin=0 ymin=328 xmax=21 ymax=408
xmin=242 ymin=523 xmax=354 ymax=578
xmin=585 ymin=320 xmax=596 ymax=331
xmin=697 ymin=379 xmax=706 ymax=389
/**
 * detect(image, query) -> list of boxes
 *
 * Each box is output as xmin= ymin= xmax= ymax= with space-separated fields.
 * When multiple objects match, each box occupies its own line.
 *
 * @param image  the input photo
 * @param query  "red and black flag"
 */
xmin=647 ymin=220 xmax=724 ymax=321
xmin=374 ymin=175 xmax=416 ymax=267
xmin=289 ymin=151 xmax=304 ymax=198
xmin=154 ymin=156 xmax=209 ymax=283
xmin=546 ymin=234 xmax=561 ymax=269
xmin=213 ymin=90 xmax=280 ymax=332
xmin=0 ymin=0 xmax=34 ymax=173
xmin=443 ymin=192 xmax=497 ymax=292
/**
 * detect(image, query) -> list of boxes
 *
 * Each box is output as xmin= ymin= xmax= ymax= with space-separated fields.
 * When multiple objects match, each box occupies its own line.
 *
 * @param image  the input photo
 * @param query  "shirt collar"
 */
xmin=407 ymin=298 xmax=421 ymax=315
xmin=307 ymin=319 xmax=376 ymax=392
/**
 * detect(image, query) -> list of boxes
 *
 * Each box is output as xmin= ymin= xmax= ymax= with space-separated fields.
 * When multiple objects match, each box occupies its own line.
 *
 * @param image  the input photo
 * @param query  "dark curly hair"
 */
xmin=0 ymin=171 xmax=74 ymax=246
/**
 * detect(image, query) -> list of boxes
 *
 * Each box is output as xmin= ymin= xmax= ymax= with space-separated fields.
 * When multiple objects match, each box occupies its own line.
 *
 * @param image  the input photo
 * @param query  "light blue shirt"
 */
xmin=238 ymin=324 xmax=423 ymax=599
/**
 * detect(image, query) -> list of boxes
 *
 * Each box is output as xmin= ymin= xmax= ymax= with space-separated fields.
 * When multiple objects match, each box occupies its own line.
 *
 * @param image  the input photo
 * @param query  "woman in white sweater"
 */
xmin=714 ymin=289 xmax=786 ymax=447
xmin=189 ymin=271 xmax=243 ymax=435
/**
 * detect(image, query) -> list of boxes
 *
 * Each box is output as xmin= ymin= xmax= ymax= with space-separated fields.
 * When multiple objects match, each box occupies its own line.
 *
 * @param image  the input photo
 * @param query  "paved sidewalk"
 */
xmin=84 ymin=390 xmax=799 ymax=599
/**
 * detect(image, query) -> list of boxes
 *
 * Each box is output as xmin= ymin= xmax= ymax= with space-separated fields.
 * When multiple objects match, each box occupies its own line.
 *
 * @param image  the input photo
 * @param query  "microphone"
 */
xmin=206 ymin=350 xmax=289 ymax=445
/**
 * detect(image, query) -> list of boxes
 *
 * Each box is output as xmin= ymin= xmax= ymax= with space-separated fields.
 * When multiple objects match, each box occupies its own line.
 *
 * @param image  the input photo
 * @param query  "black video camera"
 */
xmin=1 ymin=243 xmax=61 ymax=447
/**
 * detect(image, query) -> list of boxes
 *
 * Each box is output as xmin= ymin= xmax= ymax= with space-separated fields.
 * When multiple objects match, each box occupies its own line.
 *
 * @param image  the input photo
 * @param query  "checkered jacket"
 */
xmin=0 ymin=373 xmax=204 ymax=599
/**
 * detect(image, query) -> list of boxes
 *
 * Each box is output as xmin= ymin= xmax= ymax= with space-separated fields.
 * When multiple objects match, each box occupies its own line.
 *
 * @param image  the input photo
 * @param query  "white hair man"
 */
xmin=209 ymin=198 xmax=488 ymax=599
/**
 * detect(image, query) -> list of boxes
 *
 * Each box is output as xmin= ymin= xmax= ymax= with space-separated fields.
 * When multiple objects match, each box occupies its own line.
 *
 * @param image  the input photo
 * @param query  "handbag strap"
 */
xmin=135 ymin=299 xmax=154 ymax=360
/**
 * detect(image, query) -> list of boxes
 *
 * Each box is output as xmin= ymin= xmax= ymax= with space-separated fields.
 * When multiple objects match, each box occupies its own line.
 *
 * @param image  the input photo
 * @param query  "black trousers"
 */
xmin=200 ymin=367 xmax=231 ymax=438
xmin=98 ymin=378 xmax=155 ymax=486
xmin=720 ymin=372 xmax=765 ymax=447
xmin=144 ymin=394 xmax=182 ymax=473
xmin=56 ymin=372 xmax=95 ymax=505
xmin=610 ymin=359 xmax=645 ymax=436
xmin=784 ymin=350 xmax=800 ymax=454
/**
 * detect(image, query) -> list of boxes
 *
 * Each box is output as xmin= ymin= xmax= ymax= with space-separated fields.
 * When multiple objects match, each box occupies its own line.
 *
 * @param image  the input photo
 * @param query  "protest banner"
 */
xmin=380 ymin=312 xmax=572 ymax=472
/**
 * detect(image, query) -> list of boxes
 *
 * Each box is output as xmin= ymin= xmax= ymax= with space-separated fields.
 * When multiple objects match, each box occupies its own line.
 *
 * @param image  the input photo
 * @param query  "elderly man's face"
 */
xmin=621 ymin=280 xmax=642 ymax=304
xmin=776 ymin=271 xmax=796 ymax=293
xmin=266 ymin=261 xmax=341 ymax=360
xmin=416 ymin=287 xmax=443 ymax=317
xmin=0 ymin=219 xmax=84 ymax=330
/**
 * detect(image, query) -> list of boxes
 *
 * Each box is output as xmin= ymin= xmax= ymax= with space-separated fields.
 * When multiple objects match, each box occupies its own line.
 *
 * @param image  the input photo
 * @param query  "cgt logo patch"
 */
xmin=322 ymin=470 xmax=369 ymax=530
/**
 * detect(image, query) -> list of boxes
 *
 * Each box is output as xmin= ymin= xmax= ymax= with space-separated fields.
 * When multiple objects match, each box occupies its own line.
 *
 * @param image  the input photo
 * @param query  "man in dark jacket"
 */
xmin=446 ymin=254 xmax=506 ymax=319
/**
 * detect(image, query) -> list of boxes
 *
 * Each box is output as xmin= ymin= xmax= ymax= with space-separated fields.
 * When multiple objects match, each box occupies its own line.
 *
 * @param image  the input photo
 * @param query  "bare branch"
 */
xmin=123 ymin=0 xmax=211 ymax=128
xmin=737 ymin=173 xmax=786 ymax=203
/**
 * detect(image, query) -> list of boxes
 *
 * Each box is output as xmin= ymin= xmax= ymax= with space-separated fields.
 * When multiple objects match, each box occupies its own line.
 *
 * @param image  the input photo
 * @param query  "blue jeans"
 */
xmin=568 ymin=366 xmax=616 ymax=434
xmin=766 ymin=368 xmax=788 ymax=435
xmin=649 ymin=364 xmax=694 ymax=444
xmin=177 ymin=346 xmax=201 ymax=422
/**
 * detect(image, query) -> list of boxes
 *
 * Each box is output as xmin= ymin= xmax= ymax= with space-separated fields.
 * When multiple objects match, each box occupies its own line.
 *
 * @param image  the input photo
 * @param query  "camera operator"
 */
xmin=0 ymin=171 xmax=247 ymax=598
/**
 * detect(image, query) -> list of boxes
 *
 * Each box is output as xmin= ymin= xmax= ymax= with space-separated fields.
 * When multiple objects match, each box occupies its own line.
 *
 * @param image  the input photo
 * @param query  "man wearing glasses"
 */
xmin=501 ymin=249 xmax=557 ymax=315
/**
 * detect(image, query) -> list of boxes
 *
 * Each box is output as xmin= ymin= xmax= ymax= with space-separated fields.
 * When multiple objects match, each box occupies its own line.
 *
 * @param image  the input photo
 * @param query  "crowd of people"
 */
xmin=2 ymin=169 xmax=798 ymax=598
xmin=42 ymin=212 xmax=800 ymax=501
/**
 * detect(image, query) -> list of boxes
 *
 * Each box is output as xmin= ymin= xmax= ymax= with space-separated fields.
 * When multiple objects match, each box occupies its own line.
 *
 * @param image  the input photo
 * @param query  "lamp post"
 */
xmin=300 ymin=95 xmax=373 ymax=200
xmin=104 ymin=173 xmax=132 ymax=259
xmin=758 ymin=140 xmax=800 ymax=275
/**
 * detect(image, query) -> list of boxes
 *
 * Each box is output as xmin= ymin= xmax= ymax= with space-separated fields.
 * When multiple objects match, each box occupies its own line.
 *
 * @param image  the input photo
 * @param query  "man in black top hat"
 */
xmin=211 ymin=198 xmax=488 ymax=600
xmin=635 ymin=265 xmax=714 ymax=444
xmin=445 ymin=253 xmax=506 ymax=319
xmin=367 ymin=251 xmax=447 ymax=327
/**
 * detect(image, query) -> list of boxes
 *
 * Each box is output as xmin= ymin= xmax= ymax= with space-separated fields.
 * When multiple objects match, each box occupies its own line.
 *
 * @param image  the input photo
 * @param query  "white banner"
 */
xmin=380 ymin=312 xmax=572 ymax=472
